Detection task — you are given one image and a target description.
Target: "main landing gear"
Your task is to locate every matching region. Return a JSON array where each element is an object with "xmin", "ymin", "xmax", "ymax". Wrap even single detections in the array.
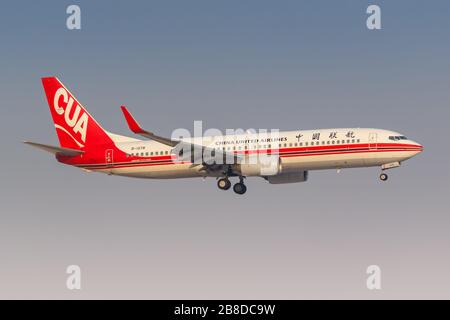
[
  {"xmin": 233, "ymin": 181, "xmax": 247, "ymax": 195},
  {"xmin": 379, "ymin": 173, "xmax": 388, "ymax": 181},
  {"xmin": 217, "ymin": 177, "xmax": 247, "ymax": 195},
  {"xmin": 217, "ymin": 177, "xmax": 231, "ymax": 190}
]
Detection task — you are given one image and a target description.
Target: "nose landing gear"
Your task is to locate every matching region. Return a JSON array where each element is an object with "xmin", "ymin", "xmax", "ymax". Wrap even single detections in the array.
[{"xmin": 379, "ymin": 162, "xmax": 400, "ymax": 182}]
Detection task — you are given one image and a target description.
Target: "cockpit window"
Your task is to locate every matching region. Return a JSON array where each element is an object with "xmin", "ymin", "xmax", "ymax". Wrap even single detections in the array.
[{"xmin": 389, "ymin": 135, "xmax": 408, "ymax": 141}]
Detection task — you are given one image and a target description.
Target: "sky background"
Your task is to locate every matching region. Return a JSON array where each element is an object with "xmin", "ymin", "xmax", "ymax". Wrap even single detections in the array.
[{"xmin": 0, "ymin": 0, "xmax": 449, "ymax": 299}]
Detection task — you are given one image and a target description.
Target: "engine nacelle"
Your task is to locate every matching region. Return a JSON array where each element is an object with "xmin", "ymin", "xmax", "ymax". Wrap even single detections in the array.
[
  {"xmin": 265, "ymin": 171, "xmax": 308, "ymax": 184},
  {"xmin": 238, "ymin": 154, "xmax": 281, "ymax": 177}
]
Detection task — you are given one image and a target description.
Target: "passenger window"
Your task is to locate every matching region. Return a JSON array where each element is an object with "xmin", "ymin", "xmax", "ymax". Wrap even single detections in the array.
[
  {"xmin": 165, "ymin": 151, "xmax": 168, "ymax": 155},
  {"xmin": 352, "ymin": 139, "xmax": 355, "ymax": 143},
  {"xmin": 300, "ymin": 143, "xmax": 303, "ymax": 146},
  {"xmin": 332, "ymin": 141, "xmax": 335, "ymax": 144},
  {"xmin": 305, "ymin": 142, "xmax": 309, "ymax": 146}
]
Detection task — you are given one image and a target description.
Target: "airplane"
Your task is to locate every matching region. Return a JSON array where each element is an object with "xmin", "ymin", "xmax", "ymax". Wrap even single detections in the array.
[{"xmin": 25, "ymin": 77, "xmax": 423, "ymax": 195}]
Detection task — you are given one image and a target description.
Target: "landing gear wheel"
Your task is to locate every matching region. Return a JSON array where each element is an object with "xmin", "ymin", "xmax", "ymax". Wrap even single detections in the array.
[
  {"xmin": 233, "ymin": 182, "xmax": 247, "ymax": 195},
  {"xmin": 217, "ymin": 178, "xmax": 231, "ymax": 190},
  {"xmin": 380, "ymin": 173, "xmax": 388, "ymax": 181}
]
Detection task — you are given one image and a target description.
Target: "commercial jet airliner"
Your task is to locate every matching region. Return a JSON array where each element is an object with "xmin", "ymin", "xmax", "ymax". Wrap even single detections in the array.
[{"xmin": 25, "ymin": 77, "xmax": 423, "ymax": 195}]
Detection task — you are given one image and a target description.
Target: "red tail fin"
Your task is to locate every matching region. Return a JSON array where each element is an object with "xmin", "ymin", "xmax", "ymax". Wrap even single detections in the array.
[{"xmin": 41, "ymin": 77, "xmax": 112, "ymax": 150}]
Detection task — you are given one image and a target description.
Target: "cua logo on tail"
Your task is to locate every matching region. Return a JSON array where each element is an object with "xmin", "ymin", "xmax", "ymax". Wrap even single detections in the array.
[{"xmin": 53, "ymin": 87, "xmax": 88, "ymax": 144}]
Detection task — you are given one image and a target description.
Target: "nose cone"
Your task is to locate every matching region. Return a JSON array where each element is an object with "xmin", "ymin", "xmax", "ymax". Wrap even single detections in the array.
[
  {"xmin": 409, "ymin": 140, "xmax": 423, "ymax": 152},
  {"xmin": 406, "ymin": 140, "xmax": 423, "ymax": 160}
]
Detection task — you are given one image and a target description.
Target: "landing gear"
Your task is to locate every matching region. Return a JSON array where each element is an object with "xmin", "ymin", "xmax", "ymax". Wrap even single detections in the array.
[
  {"xmin": 233, "ymin": 182, "xmax": 247, "ymax": 195},
  {"xmin": 217, "ymin": 176, "xmax": 247, "ymax": 194},
  {"xmin": 217, "ymin": 178, "xmax": 231, "ymax": 190},
  {"xmin": 379, "ymin": 162, "xmax": 400, "ymax": 182},
  {"xmin": 233, "ymin": 176, "xmax": 247, "ymax": 195}
]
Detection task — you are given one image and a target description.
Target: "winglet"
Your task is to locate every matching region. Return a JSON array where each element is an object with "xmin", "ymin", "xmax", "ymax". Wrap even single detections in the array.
[
  {"xmin": 120, "ymin": 106, "xmax": 146, "ymax": 134},
  {"xmin": 119, "ymin": 106, "xmax": 178, "ymax": 147}
]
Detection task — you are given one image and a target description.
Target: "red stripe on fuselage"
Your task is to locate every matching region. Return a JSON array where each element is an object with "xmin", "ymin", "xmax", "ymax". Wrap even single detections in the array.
[{"xmin": 78, "ymin": 144, "xmax": 421, "ymax": 170}]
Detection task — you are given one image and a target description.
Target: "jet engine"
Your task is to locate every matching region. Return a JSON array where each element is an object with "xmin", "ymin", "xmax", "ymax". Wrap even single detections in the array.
[
  {"xmin": 237, "ymin": 154, "xmax": 281, "ymax": 176},
  {"xmin": 265, "ymin": 171, "xmax": 308, "ymax": 184}
]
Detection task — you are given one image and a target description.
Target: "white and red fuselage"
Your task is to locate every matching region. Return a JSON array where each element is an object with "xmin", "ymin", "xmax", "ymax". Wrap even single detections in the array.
[
  {"xmin": 26, "ymin": 77, "xmax": 423, "ymax": 194},
  {"xmin": 68, "ymin": 129, "xmax": 422, "ymax": 179}
]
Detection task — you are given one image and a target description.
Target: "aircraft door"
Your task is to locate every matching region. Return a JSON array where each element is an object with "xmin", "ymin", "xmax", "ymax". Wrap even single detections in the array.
[{"xmin": 368, "ymin": 133, "xmax": 377, "ymax": 150}]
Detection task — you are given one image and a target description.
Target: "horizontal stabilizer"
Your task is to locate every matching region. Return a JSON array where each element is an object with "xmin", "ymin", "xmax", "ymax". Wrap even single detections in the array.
[{"xmin": 24, "ymin": 141, "xmax": 84, "ymax": 157}]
